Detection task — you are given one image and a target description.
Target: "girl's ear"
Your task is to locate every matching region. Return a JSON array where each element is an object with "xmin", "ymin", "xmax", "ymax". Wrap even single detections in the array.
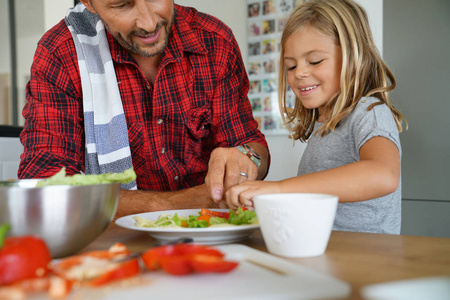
[{"xmin": 79, "ymin": 0, "xmax": 96, "ymax": 14}]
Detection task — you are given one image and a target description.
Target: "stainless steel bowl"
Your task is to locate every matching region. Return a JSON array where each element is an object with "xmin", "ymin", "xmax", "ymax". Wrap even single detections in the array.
[{"xmin": 0, "ymin": 179, "xmax": 120, "ymax": 258}]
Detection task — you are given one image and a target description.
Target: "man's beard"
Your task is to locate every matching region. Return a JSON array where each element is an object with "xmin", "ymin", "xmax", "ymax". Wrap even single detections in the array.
[{"xmin": 105, "ymin": 17, "xmax": 174, "ymax": 58}]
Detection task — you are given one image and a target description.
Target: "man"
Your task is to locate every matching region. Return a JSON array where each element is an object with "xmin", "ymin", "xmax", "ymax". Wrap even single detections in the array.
[{"xmin": 19, "ymin": 0, "xmax": 269, "ymax": 217}]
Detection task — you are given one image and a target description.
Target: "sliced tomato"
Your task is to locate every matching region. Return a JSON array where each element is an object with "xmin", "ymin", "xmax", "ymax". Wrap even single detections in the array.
[
  {"xmin": 200, "ymin": 208, "xmax": 230, "ymax": 219},
  {"xmin": 190, "ymin": 254, "xmax": 239, "ymax": 273}
]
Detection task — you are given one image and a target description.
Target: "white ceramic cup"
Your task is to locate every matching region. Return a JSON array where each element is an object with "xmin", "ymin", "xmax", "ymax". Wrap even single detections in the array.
[{"xmin": 253, "ymin": 193, "xmax": 339, "ymax": 258}]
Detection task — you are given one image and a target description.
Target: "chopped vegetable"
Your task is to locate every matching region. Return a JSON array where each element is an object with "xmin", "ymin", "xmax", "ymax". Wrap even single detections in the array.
[
  {"xmin": 190, "ymin": 254, "xmax": 239, "ymax": 273},
  {"xmin": 228, "ymin": 207, "xmax": 258, "ymax": 225},
  {"xmin": 141, "ymin": 244, "xmax": 238, "ymax": 276},
  {"xmin": 52, "ymin": 243, "xmax": 139, "ymax": 287},
  {"xmin": 35, "ymin": 167, "xmax": 137, "ymax": 187},
  {"xmin": 200, "ymin": 208, "xmax": 230, "ymax": 219},
  {"xmin": 0, "ymin": 224, "xmax": 52, "ymax": 286},
  {"xmin": 134, "ymin": 207, "xmax": 258, "ymax": 229}
]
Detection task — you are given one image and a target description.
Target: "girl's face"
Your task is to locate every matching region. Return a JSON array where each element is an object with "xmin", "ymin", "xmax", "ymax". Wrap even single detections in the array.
[{"xmin": 284, "ymin": 26, "xmax": 342, "ymax": 121}]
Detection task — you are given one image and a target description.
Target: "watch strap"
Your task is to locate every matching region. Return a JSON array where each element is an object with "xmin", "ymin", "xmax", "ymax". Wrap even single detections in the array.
[{"xmin": 236, "ymin": 145, "xmax": 261, "ymax": 168}]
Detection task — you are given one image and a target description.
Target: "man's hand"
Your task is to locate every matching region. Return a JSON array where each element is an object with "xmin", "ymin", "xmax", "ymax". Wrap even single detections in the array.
[{"xmin": 205, "ymin": 143, "xmax": 268, "ymax": 204}]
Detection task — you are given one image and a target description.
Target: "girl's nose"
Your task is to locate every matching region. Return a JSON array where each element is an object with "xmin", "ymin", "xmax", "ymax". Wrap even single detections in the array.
[{"xmin": 294, "ymin": 68, "xmax": 309, "ymax": 79}]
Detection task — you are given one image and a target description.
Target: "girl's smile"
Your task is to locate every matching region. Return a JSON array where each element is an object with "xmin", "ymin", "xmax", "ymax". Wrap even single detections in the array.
[{"xmin": 298, "ymin": 84, "xmax": 319, "ymax": 96}]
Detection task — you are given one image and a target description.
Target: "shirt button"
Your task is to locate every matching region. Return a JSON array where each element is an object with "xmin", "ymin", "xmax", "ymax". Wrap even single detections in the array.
[
  {"xmin": 161, "ymin": 147, "xmax": 165, "ymax": 154},
  {"xmin": 157, "ymin": 119, "xmax": 164, "ymax": 125},
  {"xmin": 174, "ymin": 176, "xmax": 179, "ymax": 181},
  {"xmin": 146, "ymin": 84, "xmax": 151, "ymax": 90}
]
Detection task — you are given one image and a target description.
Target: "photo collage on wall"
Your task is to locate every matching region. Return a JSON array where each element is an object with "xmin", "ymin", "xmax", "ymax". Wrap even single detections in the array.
[{"xmin": 247, "ymin": 0, "xmax": 305, "ymax": 135}]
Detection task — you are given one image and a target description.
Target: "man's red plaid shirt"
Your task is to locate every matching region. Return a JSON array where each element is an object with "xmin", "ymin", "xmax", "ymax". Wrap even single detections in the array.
[{"xmin": 19, "ymin": 5, "xmax": 268, "ymax": 191}]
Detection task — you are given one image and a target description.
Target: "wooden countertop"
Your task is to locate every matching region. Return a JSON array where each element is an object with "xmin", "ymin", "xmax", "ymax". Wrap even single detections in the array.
[{"xmin": 82, "ymin": 223, "xmax": 450, "ymax": 300}]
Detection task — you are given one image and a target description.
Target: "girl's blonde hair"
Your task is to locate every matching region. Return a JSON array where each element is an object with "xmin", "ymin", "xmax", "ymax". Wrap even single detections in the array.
[{"xmin": 278, "ymin": 0, "xmax": 406, "ymax": 142}]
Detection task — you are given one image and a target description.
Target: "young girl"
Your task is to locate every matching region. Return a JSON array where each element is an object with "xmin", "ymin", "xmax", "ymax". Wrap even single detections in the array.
[{"xmin": 227, "ymin": 0, "xmax": 407, "ymax": 234}]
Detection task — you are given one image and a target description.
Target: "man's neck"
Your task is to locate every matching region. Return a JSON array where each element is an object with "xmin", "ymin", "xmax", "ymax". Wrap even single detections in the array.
[{"xmin": 130, "ymin": 53, "xmax": 162, "ymax": 86}]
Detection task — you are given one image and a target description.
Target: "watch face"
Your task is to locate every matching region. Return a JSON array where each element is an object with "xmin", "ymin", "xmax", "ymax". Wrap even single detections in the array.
[{"xmin": 244, "ymin": 144, "xmax": 262, "ymax": 160}]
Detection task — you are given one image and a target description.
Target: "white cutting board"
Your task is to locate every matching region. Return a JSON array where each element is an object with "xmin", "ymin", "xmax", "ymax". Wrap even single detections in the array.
[{"xmin": 31, "ymin": 244, "xmax": 351, "ymax": 300}]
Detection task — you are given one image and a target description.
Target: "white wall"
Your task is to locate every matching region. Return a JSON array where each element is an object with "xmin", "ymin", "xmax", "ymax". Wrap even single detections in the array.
[
  {"xmin": 2, "ymin": 0, "xmax": 72, "ymax": 125},
  {"xmin": 0, "ymin": 137, "xmax": 23, "ymax": 180},
  {"xmin": 43, "ymin": 0, "xmax": 73, "ymax": 30}
]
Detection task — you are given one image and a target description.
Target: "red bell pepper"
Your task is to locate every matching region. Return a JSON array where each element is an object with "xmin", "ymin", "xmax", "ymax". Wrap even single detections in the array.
[
  {"xmin": 200, "ymin": 207, "xmax": 249, "ymax": 220},
  {"xmin": 88, "ymin": 259, "xmax": 140, "ymax": 286},
  {"xmin": 190, "ymin": 254, "xmax": 239, "ymax": 273},
  {"xmin": 141, "ymin": 244, "xmax": 238, "ymax": 276},
  {"xmin": 158, "ymin": 255, "xmax": 192, "ymax": 275},
  {"xmin": 0, "ymin": 224, "xmax": 52, "ymax": 285},
  {"xmin": 52, "ymin": 243, "xmax": 140, "ymax": 287},
  {"xmin": 200, "ymin": 208, "xmax": 230, "ymax": 219}
]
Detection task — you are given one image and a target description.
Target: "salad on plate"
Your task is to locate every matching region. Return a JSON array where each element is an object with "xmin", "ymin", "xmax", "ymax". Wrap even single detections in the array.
[{"xmin": 134, "ymin": 208, "xmax": 258, "ymax": 229}]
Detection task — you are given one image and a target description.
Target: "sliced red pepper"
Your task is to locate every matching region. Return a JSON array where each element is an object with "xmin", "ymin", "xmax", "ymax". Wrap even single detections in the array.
[
  {"xmin": 158, "ymin": 255, "xmax": 192, "ymax": 276},
  {"xmin": 89, "ymin": 258, "xmax": 140, "ymax": 286},
  {"xmin": 141, "ymin": 244, "xmax": 237, "ymax": 276},
  {"xmin": 190, "ymin": 254, "xmax": 239, "ymax": 273},
  {"xmin": 141, "ymin": 244, "xmax": 178, "ymax": 271},
  {"xmin": 0, "ymin": 234, "xmax": 52, "ymax": 285},
  {"xmin": 200, "ymin": 208, "xmax": 230, "ymax": 219},
  {"xmin": 172, "ymin": 244, "xmax": 224, "ymax": 258},
  {"xmin": 4, "ymin": 276, "xmax": 72, "ymax": 298},
  {"xmin": 10, "ymin": 277, "xmax": 51, "ymax": 293},
  {"xmin": 48, "ymin": 276, "xmax": 72, "ymax": 298},
  {"xmin": 52, "ymin": 243, "xmax": 140, "ymax": 287},
  {"xmin": 141, "ymin": 243, "xmax": 225, "ymax": 271},
  {"xmin": 79, "ymin": 242, "xmax": 130, "ymax": 260}
]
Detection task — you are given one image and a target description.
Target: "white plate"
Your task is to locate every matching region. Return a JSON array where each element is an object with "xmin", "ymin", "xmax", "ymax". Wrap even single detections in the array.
[
  {"xmin": 115, "ymin": 209, "xmax": 260, "ymax": 245},
  {"xmin": 361, "ymin": 276, "xmax": 450, "ymax": 300}
]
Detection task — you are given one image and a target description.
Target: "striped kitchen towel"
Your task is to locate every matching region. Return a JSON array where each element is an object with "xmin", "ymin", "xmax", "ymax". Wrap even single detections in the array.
[{"xmin": 65, "ymin": 3, "xmax": 137, "ymax": 190}]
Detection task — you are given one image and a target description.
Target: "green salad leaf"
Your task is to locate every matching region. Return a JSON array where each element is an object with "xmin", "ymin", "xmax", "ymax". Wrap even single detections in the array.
[
  {"xmin": 35, "ymin": 167, "xmax": 137, "ymax": 187},
  {"xmin": 228, "ymin": 207, "xmax": 259, "ymax": 225},
  {"xmin": 209, "ymin": 217, "xmax": 228, "ymax": 226},
  {"xmin": 0, "ymin": 223, "xmax": 11, "ymax": 248}
]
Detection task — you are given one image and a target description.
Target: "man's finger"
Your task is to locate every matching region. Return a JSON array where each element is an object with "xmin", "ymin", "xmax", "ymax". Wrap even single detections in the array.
[{"xmin": 207, "ymin": 152, "xmax": 227, "ymax": 201}]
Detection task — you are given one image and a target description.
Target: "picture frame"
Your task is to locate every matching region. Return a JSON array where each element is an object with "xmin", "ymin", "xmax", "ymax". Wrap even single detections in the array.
[{"xmin": 246, "ymin": 0, "xmax": 305, "ymax": 135}]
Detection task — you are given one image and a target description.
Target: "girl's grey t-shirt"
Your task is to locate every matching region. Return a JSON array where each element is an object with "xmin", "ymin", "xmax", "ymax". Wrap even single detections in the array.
[{"xmin": 298, "ymin": 97, "xmax": 402, "ymax": 234}]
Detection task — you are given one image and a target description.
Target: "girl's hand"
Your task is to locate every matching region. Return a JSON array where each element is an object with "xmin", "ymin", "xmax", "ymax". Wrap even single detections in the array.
[{"xmin": 225, "ymin": 181, "xmax": 282, "ymax": 210}]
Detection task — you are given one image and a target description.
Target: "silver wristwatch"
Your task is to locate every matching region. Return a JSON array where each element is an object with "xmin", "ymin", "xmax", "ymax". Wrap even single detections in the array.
[{"xmin": 236, "ymin": 144, "xmax": 262, "ymax": 168}]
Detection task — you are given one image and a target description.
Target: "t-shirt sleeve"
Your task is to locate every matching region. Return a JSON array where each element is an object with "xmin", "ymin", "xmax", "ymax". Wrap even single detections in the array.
[{"xmin": 353, "ymin": 100, "xmax": 402, "ymax": 155}]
